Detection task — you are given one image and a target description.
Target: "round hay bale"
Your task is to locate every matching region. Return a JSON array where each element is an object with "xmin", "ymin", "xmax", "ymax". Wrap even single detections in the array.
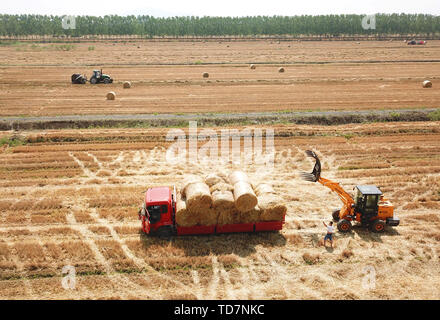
[
  {"xmin": 278, "ymin": 67, "xmax": 285, "ymax": 73},
  {"xmin": 123, "ymin": 81, "xmax": 131, "ymax": 89},
  {"xmin": 239, "ymin": 206, "xmax": 262, "ymax": 223},
  {"xmin": 180, "ymin": 175, "xmax": 204, "ymax": 197},
  {"xmin": 106, "ymin": 92, "xmax": 116, "ymax": 100},
  {"xmin": 228, "ymin": 171, "xmax": 250, "ymax": 185},
  {"xmin": 217, "ymin": 208, "xmax": 240, "ymax": 225},
  {"xmin": 210, "ymin": 182, "xmax": 233, "ymax": 193},
  {"xmin": 250, "ymin": 64, "xmax": 256, "ymax": 70},
  {"xmin": 258, "ymin": 193, "xmax": 287, "ymax": 222},
  {"xmin": 198, "ymin": 207, "xmax": 218, "ymax": 226},
  {"xmin": 423, "ymin": 80, "xmax": 432, "ymax": 88},
  {"xmin": 212, "ymin": 190, "xmax": 235, "ymax": 211},
  {"xmin": 175, "ymin": 197, "xmax": 198, "ymax": 227},
  {"xmin": 233, "ymin": 181, "xmax": 258, "ymax": 213},
  {"xmin": 203, "ymin": 72, "xmax": 209, "ymax": 78},
  {"xmin": 185, "ymin": 182, "xmax": 212, "ymax": 212},
  {"xmin": 204, "ymin": 173, "xmax": 225, "ymax": 187}
]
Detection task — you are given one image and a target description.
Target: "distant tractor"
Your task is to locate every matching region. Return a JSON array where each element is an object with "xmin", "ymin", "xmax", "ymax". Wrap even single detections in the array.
[
  {"xmin": 301, "ymin": 150, "xmax": 400, "ymax": 233},
  {"xmin": 407, "ymin": 40, "xmax": 427, "ymax": 45},
  {"xmin": 71, "ymin": 73, "xmax": 87, "ymax": 84},
  {"xmin": 89, "ymin": 69, "xmax": 113, "ymax": 84}
]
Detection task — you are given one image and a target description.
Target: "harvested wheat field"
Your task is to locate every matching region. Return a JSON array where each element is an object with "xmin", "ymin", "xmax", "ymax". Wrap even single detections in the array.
[
  {"xmin": 0, "ymin": 40, "xmax": 440, "ymax": 116},
  {"xmin": 0, "ymin": 121, "xmax": 439, "ymax": 299}
]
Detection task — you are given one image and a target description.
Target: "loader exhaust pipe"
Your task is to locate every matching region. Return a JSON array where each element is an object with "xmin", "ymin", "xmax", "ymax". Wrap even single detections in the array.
[{"xmin": 300, "ymin": 150, "xmax": 321, "ymax": 182}]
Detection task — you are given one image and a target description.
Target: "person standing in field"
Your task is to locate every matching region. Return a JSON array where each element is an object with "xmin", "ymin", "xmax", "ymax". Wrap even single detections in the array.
[{"xmin": 323, "ymin": 221, "xmax": 334, "ymax": 248}]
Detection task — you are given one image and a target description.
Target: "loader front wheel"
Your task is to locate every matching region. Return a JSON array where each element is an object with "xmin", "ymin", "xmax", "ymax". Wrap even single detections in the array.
[
  {"xmin": 337, "ymin": 219, "xmax": 352, "ymax": 233},
  {"xmin": 332, "ymin": 210, "xmax": 340, "ymax": 222},
  {"xmin": 370, "ymin": 220, "xmax": 386, "ymax": 233}
]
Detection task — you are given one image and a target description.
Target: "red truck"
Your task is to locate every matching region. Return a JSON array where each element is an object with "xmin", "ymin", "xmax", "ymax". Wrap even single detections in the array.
[{"xmin": 138, "ymin": 186, "xmax": 285, "ymax": 237}]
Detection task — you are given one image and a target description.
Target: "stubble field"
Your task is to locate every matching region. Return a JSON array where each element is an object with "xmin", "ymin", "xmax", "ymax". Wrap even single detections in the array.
[
  {"xmin": 0, "ymin": 39, "xmax": 439, "ymax": 300},
  {"xmin": 0, "ymin": 122, "xmax": 439, "ymax": 299}
]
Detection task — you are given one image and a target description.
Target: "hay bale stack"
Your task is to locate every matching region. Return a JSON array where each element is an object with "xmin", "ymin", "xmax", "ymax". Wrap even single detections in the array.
[
  {"xmin": 278, "ymin": 67, "xmax": 285, "ymax": 73},
  {"xmin": 203, "ymin": 72, "xmax": 209, "ymax": 78},
  {"xmin": 255, "ymin": 183, "xmax": 287, "ymax": 221},
  {"xmin": 175, "ymin": 196, "xmax": 198, "ymax": 227},
  {"xmin": 423, "ymin": 80, "xmax": 432, "ymax": 88},
  {"xmin": 185, "ymin": 182, "xmax": 212, "ymax": 213},
  {"xmin": 106, "ymin": 92, "xmax": 116, "ymax": 100},
  {"xmin": 250, "ymin": 64, "xmax": 256, "ymax": 69},
  {"xmin": 123, "ymin": 81, "xmax": 131, "ymax": 89}
]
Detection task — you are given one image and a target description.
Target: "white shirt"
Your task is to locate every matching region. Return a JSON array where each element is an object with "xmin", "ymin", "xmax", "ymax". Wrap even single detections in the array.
[{"xmin": 327, "ymin": 226, "xmax": 334, "ymax": 234}]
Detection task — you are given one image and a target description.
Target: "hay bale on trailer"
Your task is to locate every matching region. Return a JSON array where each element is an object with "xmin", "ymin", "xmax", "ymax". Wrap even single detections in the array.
[
  {"xmin": 239, "ymin": 206, "xmax": 262, "ymax": 223},
  {"xmin": 175, "ymin": 196, "xmax": 198, "ymax": 227},
  {"xmin": 184, "ymin": 182, "xmax": 212, "ymax": 212},
  {"xmin": 254, "ymin": 183, "xmax": 287, "ymax": 222},
  {"xmin": 180, "ymin": 175, "xmax": 204, "ymax": 197},
  {"xmin": 228, "ymin": 171, "xmax": 258, "ymax": 213},
  {"xmin": 204, "ymin": 173, "xmax": 225, "ymax": 187},
  {"xmin": 210, "ymin": 182, "xmax": 233, "ymax": 193}
]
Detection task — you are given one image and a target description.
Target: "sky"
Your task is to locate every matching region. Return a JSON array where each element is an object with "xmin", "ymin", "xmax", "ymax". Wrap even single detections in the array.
[{"xmin": 0, "ymin": 0, "xmax": 439, "ymax": 17}]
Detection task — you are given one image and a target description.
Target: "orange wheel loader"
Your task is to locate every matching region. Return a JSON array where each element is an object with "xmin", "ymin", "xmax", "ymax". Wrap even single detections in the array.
[{"xmin": 301, "ymin": 150, "xmax": 400, "ymax": 233}]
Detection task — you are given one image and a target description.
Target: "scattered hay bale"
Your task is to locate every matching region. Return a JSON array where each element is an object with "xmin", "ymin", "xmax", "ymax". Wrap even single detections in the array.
[
  {"xmin": 423, "ymin": 80, "xmax": 432, "ymax": 88},
  {"xmin": 123, "ymin": 81, "xmax": 131, "ymax": 89},
  {"xmin": 185, "ymin": 182, "xmax": 212, "ymax": 212},
  {"xmin": 233, "ymin": 180, "xmax": 258, "ymax": 213},
  {"xmin": 106, "ymin": 92, "xmax": 116, "ymax": 100},
  {"xmin": 175, "ymin": 196, "xmax": 198, "ymax": 227},
  {"xmin": 203, "ymin": 72, "xmax": 209, "ymax": 78},
  {"xmin": 210, "ymin": 182, "xmax": 233, "ymax": 193},
  {"xmin": 250, "ymin": 64, "xmax": 256, "ymax": 69},
  {"xmin": 278, "ymin": 67, "xmax": 285, "ymax": 73},
  {"xmin": 204, "ymin": 173, "xmax": 225, "ymax": 187},
  {"xmin": 302, "ymin": 252, "xmax": 320, "ymax": 265}
]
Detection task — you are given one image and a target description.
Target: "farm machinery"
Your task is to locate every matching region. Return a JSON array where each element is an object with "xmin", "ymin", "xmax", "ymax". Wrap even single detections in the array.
[
  {"xmin": 407, "ymin": 40, "xmax": 427, "ymax": 45},
  {"xmin": 70, "ymin": 69, "xmax": 113, "ymax": 84},
  {"xmin": 89, "ymin": 69, "xmax": 113, "ymax": 84},
  {"xmin": 138, "ymin": 186, "xmax": 285, "ymax": 237},
  {"xmin": 301, "ymin": 150, "xmax": 400, "ymax": 233}
]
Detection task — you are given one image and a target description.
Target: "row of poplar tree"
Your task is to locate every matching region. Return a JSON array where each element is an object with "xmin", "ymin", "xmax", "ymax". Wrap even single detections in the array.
[{"xmin": 0, "ymin": 14, "xmax": 439, "ymax": 37}]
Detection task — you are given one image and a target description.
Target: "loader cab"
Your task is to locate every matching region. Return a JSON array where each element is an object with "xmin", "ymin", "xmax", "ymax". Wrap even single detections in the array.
[{"xmin": 354, "ymin": 185, "xmax": 382, "ymax": 217}]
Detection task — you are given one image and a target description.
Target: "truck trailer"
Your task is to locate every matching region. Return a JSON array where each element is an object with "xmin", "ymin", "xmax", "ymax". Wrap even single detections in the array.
[{"xmin": 138, "ymin": 186, "xmax": 285, "ymax": 237}]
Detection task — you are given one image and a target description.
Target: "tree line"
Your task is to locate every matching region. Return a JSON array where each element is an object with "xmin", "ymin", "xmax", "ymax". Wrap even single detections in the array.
[{"xmin": 0, "ymin": 14, "xmax": 439, "ymax": 37}]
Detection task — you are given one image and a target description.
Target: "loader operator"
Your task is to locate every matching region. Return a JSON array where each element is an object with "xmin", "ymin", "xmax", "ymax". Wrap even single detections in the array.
[{"xmin": 322, "ymin": 221, "xmax": 334, "ymax": 248}]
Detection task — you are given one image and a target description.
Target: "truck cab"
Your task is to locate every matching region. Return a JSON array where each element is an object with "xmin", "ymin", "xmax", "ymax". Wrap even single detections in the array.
[{"xmin": 139, "ymin": 186, "xmax": 176, "ymax": 237}]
